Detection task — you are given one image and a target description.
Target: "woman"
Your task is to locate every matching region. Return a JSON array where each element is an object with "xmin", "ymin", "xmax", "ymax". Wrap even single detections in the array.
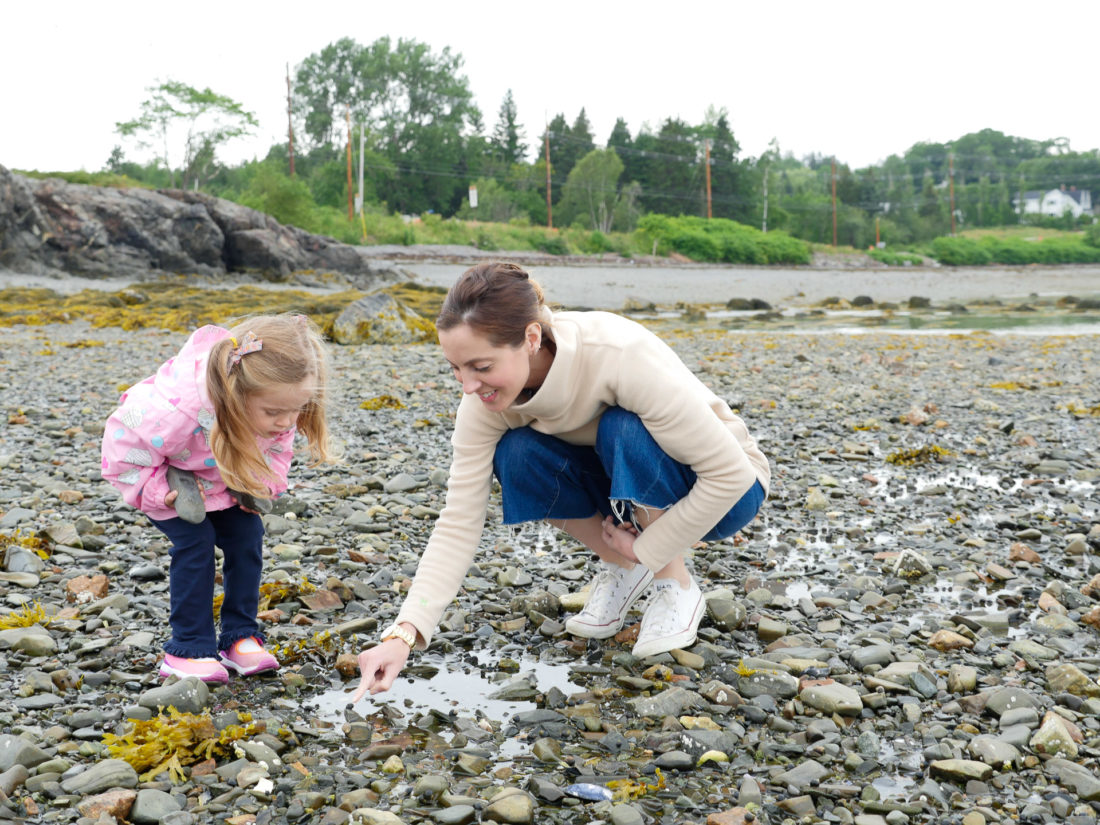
[{"xmin": 354, "ymin": 262, "xmax": 769, "ymax": 699}]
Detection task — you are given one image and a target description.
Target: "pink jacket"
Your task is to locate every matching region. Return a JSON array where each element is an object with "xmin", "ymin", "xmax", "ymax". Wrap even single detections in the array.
[{"xmin": 101, "ymin": 325, "xmax": 295, "ymax": 521}]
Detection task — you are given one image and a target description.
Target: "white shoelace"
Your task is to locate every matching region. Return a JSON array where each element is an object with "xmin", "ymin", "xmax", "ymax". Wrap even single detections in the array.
[
  {"xmin": 640, "ymin": 583, "xmax": 686, "ymax": 636},
  {"xmin": 582, "ymin": 566, "xmax": 629, "ymax": 619}
]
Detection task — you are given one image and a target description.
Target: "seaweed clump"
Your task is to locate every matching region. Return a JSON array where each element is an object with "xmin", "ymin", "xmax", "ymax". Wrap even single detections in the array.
[
  {"xmin": 886, "ymin": 444, "xmax": 955, "ymax": 466},
  {"xmin": 103, "ymin": 708, "xmax": 263, "ymax": 782}
]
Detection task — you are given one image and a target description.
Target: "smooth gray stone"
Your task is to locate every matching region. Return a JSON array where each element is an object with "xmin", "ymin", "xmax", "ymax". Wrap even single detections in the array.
[
  {"xmin": 166, "ymin": 466, "xmax": 205, "ymax": 523},
  {"xmin": 628, "ymin": 687, "xmax": 700, "ymax": 717},
  {"xmin": 0, "ymin": 735, "xmax": 51, "ymax": 771},
  {"xmin": 0, "ymin": 764, "xmax": 29, "ymax": 797},
  {"xmin": 609, "ymin": 803, "xmax": 646, "ymax": 825},
  {"xmin": 984, "ymin": 687, "xmax": 1040, "ymax": 716},
  {"xmin": 138, "ymin": 677, "xmax": 211, "ymax": 714},
  {"xmin": 774, "ymin": 759, "xmax": 829, "ymax": 790},
  {"xmin": 966, "ymin": 736, "xmax": 1019, "ymax": 766},
  {"xmin": 1044, "ymin": 757, "xmax": 1100, "ymax": 800},
  {"xmin": 0, "ymin": 626, "xmax": 57, "ymax": 657},
  {"xmin": 131, "ymin": 788, "xmax": 183, "ymax": 823},
  {"xmin": 432, "ymin": 806, "xmax": 477, "ymax": 825},
  {"xmin": 228, "ymin": 488, "xmax": 273, "ymax": 514},
  {"xmin": 0, "ymin": 508, "xmax": 36, "ymax": 528},
  {"xmin": 60, "ymin": 758, "xmax": 139, "ymax": 794},
  {"xmin": 999, "ymin": 707, "xmax": 1039, "ymax": 729}
]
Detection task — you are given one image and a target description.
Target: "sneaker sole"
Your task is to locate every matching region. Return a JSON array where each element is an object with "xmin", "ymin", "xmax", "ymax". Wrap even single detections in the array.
[
  {"xmin": 631, "ymin": 591, "xmax": 705, "ymax": 659},
  {"xmin": 565, "ymin": 568, "xmax": 654, "ymax": 639},
  {"xmin": 218, "ymin": 656, "xmax": 280, "ymax": 676},
  {"xmin": 158, "ymin": 662, "xmax": 229, "ymax": 684}
]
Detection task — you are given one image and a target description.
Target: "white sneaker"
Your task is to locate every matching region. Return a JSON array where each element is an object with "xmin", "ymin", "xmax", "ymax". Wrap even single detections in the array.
[
  {"xmin": 565, "ymin": 562, "xmax": 654, "ymax": 639},
  {"xmin": 632, "ymin": 578, "xmax": 704, "ymax": 658}
]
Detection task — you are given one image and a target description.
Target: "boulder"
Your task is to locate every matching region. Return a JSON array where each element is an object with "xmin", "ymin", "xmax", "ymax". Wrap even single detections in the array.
[
  {"xmin": 0, "ymin": 165, "xmax": 400, "ymax": 287},
  {"xmin": 332, "ymin": 292, "xmax": 435, "ymax": 344}
]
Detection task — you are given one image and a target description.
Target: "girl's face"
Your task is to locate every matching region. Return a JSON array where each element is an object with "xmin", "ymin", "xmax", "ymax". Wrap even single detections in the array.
[
  {"xmin": 246, "ymin": 378, "xmax": 316, "ymax": 438},
  {"xmin": 438, "ymin": 322, "xmax": 539, "ymax": 412}
]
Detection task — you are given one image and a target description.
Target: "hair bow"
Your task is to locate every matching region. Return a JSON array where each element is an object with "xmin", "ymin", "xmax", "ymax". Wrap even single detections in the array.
[{"xmin": 228, "ymin": 331, "xmax": 263, "ymax": 369}]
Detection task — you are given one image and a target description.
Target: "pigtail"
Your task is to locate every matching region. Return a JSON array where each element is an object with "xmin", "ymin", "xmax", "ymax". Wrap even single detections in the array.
[
  {"xmin": 208, "ymin": 338, "xmax": 280, "ymax": 498},
  {"xmin": 206, "ymin": 314, "xmax": 335, "ymax": 499}
]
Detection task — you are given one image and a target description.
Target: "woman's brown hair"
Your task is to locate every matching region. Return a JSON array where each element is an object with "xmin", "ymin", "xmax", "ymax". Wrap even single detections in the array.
[
  {"xmin": 205, "ymin": 314, "xmax": 333, "ymax": 498},
  {"xmin": 436, "ymin": 261, "xmax": 546, "ymax": 347}
]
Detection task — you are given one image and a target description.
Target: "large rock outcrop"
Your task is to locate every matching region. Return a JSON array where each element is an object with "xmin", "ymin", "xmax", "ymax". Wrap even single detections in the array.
[{"xmin": 0, "ymin": 165, "xmax": 396, "ymax": 285}]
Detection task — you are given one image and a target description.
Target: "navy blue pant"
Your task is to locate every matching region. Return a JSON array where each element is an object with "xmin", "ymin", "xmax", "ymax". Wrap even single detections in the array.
[
  {"xmin": 493, "ymin": 406, "xmax": 764, "ymax": 544},
  {"xmin": 151, "ymin": 506, "xmax": 266, "ymax": 658}
]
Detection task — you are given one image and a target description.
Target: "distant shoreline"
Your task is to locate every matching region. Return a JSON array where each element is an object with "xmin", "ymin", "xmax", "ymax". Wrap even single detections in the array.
[{"xmin": 4, "ymin": 251, "xmax": 1100, "ymax": 310}]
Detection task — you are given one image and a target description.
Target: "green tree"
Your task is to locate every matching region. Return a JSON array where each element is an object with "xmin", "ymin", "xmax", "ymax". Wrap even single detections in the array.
[
  {"xmin": 701, "ymin": 109, "xmax": 749, "ymax": 222},
  {"xmin": 636, "ymin": 118, "xmax": 701, "ymax": 216},
  {"xmin": 491, "ymin": 90, "xmax": 527, "ymax": 166},
  {"xmin": 556, "ymin": 148, "xmax": 625, "ymax": 232},
  {"xmin": 293, "ymin": 37, "xmax": 480, "ymax": 214},
  {"xmin": 115, "ymin": 80, "xmax": 258, "ymax": 190}
]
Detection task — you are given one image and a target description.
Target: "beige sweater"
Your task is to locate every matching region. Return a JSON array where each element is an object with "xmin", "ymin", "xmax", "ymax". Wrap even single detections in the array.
[{"xmin": 397, "ymin": 310, "xmax": 770, "ymax": 647}]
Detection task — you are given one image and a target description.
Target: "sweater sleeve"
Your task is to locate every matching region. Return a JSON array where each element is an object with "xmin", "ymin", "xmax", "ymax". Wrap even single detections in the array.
[
  {"xmin": 614, "ymin": 338, "xmax": 761, "ymax": 572},
  {"xmin": 395, "ymin": 396, "xmax": 507, "ymax": 648}
]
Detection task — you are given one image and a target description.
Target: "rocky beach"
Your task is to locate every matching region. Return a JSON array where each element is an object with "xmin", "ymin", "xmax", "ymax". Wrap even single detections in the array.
[{"xmin": 1, "ymin": 269, "xmax": 1099, "ymax": 825}]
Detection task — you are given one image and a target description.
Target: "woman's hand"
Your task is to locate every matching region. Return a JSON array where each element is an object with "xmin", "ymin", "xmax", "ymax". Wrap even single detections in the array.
[
  {"xmin": 352, "ymin": 639, "xmax": 412, "ymax": 701},
  {"xmin": 601, "ymin": 516, "xmax": 640, "ymax": 563}
]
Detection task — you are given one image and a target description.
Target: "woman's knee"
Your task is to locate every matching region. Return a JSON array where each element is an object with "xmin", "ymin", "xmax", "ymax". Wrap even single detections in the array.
[{"xmin": 595, "ymin": 407, "xmax": 651, "ymax": 458}]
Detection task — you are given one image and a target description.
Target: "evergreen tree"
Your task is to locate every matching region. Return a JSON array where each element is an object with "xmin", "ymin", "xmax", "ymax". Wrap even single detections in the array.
[{"xmin": 491, "ymin": 89, "xmax": 527, "ymax": 165}]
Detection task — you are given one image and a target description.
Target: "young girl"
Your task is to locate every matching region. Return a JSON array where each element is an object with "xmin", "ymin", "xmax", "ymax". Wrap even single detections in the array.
[
  {"xmin": 102, "ymin": 314, "xmax": 333, "ymax": 684},
  {"xmin": 354, "ymin": 262, "xmax": 769, "ymax": 700}
]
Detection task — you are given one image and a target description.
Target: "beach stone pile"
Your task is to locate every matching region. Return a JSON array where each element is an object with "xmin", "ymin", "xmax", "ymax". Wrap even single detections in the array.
[{"xmin": 0, "ymin": 316, "xmax": 1098, "ymax": 825}]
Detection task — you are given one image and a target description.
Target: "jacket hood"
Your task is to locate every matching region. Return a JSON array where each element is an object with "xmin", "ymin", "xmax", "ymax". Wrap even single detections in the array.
[{"xmin": 150, "ymin": 324, "xmax": 232, "ymax": 427}]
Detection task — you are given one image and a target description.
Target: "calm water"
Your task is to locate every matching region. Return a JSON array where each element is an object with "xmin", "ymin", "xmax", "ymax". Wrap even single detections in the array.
[{"xmin": 397, "ymin": 261, "xmax": 1100, "ymax": 313}]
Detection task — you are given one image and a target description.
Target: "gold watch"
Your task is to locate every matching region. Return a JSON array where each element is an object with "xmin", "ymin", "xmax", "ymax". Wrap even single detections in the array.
[{"xmin": 380, "ymin": 623, "xmax": 416, "ymax": 648}]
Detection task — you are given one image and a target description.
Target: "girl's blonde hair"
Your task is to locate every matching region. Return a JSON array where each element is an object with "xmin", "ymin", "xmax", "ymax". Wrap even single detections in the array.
[{"xmin": 206, "ymin": 314, "xmax": 333, "ymax": 498}]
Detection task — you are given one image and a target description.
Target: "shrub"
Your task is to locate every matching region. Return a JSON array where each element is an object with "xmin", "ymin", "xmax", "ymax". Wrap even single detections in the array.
[{"xmin": 929, "ymin": 236, "xmax": 992, "ymax": 265}]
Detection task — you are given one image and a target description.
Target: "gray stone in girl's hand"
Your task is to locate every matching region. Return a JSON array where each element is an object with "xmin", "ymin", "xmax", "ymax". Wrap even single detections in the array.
[
  {"xmin": 228, "ymin": 489, "xmax": 273, "ymax": 514},
  {"xmin": 166, "ymin": 467, "xmax": 205, "ymax": 524}
]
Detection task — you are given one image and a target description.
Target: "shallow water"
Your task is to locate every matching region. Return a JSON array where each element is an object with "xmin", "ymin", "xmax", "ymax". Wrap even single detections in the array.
[
  {"xmin": 313, "ymin": 652, "xmax": 581, "ymax": 726},
  {"xmin": 400, "ymin": 261, "xmax": 1100, "ymax": 310}
]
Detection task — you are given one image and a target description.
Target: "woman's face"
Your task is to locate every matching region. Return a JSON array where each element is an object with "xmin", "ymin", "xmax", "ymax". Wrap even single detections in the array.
[{"xmin": 438, "ymin": 323, "xmax": 538, "ymax": 412}]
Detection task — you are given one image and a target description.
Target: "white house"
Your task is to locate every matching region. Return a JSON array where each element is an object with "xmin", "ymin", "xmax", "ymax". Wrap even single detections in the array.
[{"xmin": 1015, "ymin": 185, "xmax": 1093, "ymax": 218}]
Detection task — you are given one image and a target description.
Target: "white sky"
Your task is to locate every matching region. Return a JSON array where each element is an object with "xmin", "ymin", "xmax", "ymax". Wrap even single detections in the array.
[{"xmin": 4, "ymin": 0, "xmax": 1098, "ymax": 175}]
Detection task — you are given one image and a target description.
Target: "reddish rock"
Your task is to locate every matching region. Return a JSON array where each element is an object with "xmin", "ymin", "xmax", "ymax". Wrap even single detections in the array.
[
  {"xmin": 1082, "ymin": 606, "xmax": 1100, "ymax": 629},
  {"xmin": 928, "ymin": 630, "xmax": 974, "ymax": 651},
  {"xmin": 1009, "ymin": 543, "xmax": 1041, "ymax": 564},
  {"xmin": 300, "ymin": 590, "xmax": 343, "ymax": 612},
  {"xmin": 1038, "ymin": 591, "xmax": 1066, "ymax": 615},
  {"xmin": 1081, "ymin": 574, "xmax": 1100, "ymax": 598},
  {"xmin": 66, "ymin": 574, "xmax": 108, "ymax": 602},
  {"xmin": 76, "ymin": 789, "xmax": 136, "ymax": 820},
  {"xmin": 707, "ymin": 808, "xmax": 754, "ymax": 825},
  {"xmin": 335, "ymin": 653, "xmax": 359, "ymax": 677}
]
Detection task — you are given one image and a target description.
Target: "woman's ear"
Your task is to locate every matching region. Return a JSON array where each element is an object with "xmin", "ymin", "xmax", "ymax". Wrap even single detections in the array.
[{"xmin": 525, "ymin": 322, "xmax": 542, "ymax": 355}]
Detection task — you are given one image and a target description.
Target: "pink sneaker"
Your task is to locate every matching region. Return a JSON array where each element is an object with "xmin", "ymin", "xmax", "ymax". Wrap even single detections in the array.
[
  {"xmin": 159, "ymin": 654, "xmax": 230, "ymax": 684},
  {"xmin": 219, "ymin": 636, "xmax": 280, "ymax": 676}
]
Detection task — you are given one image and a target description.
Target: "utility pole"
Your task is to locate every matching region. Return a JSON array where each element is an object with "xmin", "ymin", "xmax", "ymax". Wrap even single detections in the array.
[
  {"xmin": 704, "ymin": 139, "xmax": 712, "ymax": 219},
  {"xmin": 949, "ymin": 152, "xmax": 956, "ymax": 236},
  {"xmin": 762, "ymin": 154, "xmax": 771, "ymax": 233},
  {"xmin": 286, "ymin": 63, "xmax": 296, "ymax": 177},
  {"xmin": 345, "ymin": 105, "xmax": 353, "ymax": 221},
  {"xmin": 831, "ymin": 158, "xmax": 837, "ymax": 247},
  {"xmin": 545, "ymin": 124, "xmax": 553, "ymax": 229}
]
